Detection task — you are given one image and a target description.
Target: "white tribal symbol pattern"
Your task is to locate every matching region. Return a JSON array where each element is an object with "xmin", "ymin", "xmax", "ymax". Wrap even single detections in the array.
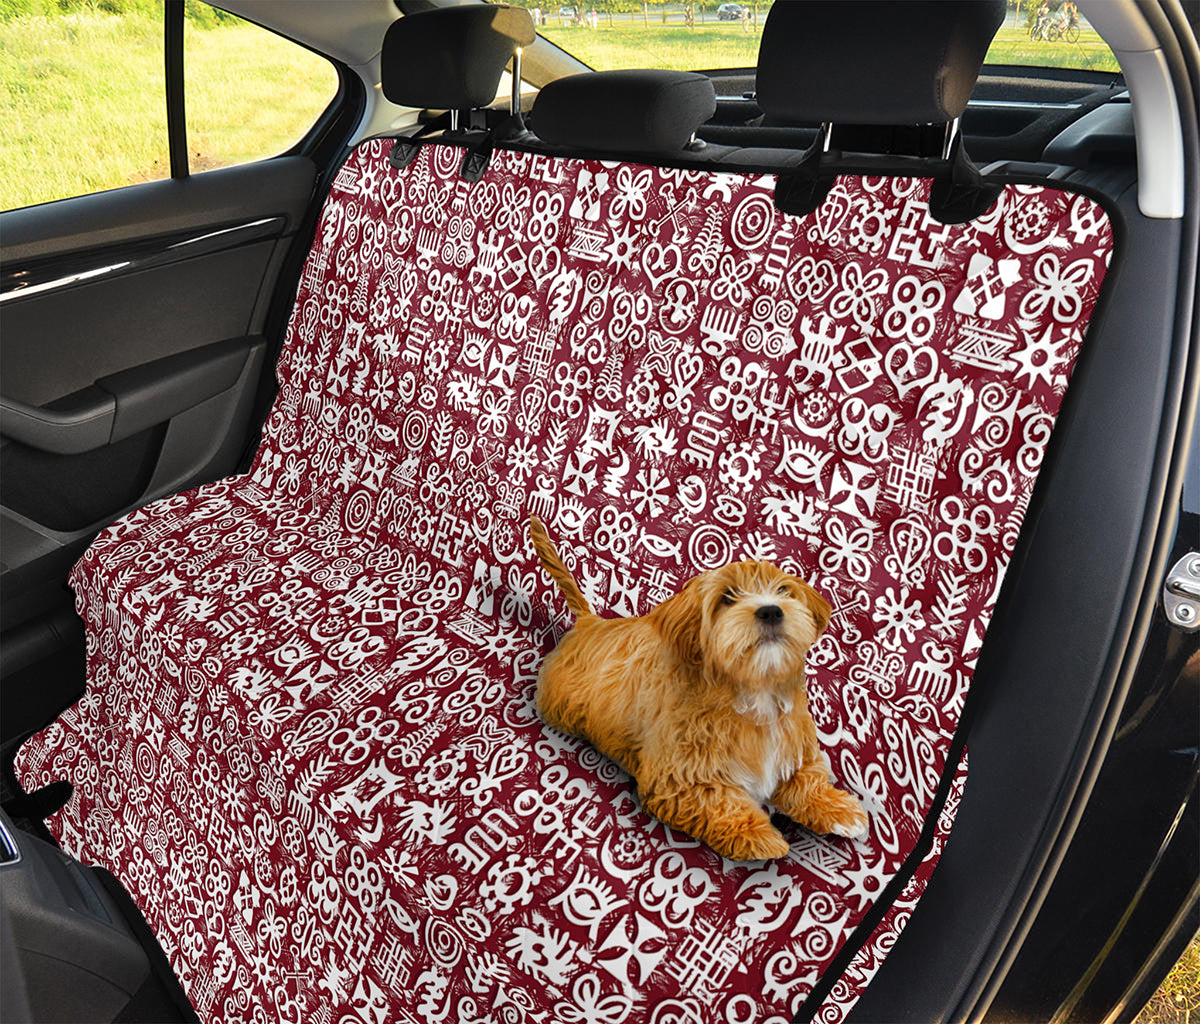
[{"xmin": 17, "ymin": 140, "xmax": 1112, "ymax": 1024}]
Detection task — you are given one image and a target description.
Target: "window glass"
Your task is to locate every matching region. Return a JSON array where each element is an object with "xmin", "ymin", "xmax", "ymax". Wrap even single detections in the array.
[
  {"xmin": 0, "ymin": 0, "xmax": 170, "ymax": 211},
  {"xmin": 184, "ymin": 4, "xmax": 339, "ymax": 172},
  {"xmin": 522, "ymin": 1, "xmax": 1120, "ymax": 75},
  {"xmin": 989, "ymin": 1, "xmax": 1119, "ymax": 72},
  {"xmin": 528, "ymin": 2, "xmax": 764, "ymax": 72},
  {"xmin": 0, "ymin": 0, "xmax": 339, "ymax": 213}
]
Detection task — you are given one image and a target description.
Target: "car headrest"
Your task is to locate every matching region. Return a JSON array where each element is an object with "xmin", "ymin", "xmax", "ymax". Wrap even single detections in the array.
[
  {"xmin": 757, "ymin": 0, "xmax": 1006, "ymax": 125},
  {"xmin": 532, "ymin": 70, "xmax": 717, "ymax": 153},
  {"xmin": 381, "ymin": 5, "xmax": 535, "ymax": 110}
]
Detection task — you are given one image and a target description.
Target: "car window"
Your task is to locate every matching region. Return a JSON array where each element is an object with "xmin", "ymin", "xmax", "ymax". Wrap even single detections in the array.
[
  {"xmin": 0, "ymin": 0, "xmax": 170, "ymax": 211},
  {"xmin": 185, "ymin": 4, "xmax": 339, "ymax": 174},
  {"xmin": 521, "ymin": 0, "xmax": 1120, "ymax": 75},
  {"xmin": 0, "ymin": 0, "xmax": 338, "ymax": 212}
]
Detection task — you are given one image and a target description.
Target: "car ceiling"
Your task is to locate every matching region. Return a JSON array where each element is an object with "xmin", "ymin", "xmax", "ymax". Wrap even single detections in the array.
[{"xmin": 214, "ymin": 0, "xmax": 397, "ymax": 67}]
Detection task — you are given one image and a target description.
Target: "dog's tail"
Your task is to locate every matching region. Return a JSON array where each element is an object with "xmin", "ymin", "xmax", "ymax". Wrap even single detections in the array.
[{"xmin": 529, "ymin": 515, "xmax": 594, "ymax": 619}]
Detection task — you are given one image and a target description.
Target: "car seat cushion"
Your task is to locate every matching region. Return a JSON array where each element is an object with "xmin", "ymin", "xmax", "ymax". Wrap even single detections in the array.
[{"xmin": 17, "ymin": 139, "xmax": 1113, "ymax": 1023}]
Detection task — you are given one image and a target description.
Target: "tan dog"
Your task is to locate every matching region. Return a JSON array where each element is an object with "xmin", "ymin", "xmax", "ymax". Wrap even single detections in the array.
[{"xmin": 530, "ymin": 515, "xmax": 868, "ymax": 861}]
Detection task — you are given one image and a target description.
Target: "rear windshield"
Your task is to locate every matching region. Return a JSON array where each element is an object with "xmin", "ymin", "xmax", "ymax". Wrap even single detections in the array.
[{"xmin": 522, "ymin": 1, "xmax": 1120, "ymax": 75}]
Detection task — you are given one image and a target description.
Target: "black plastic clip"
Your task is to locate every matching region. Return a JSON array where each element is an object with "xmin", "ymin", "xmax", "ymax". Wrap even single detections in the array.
[
  {"xmin": 459, "ymin": 131, "xmax": 495, "ymax": 183},
  {"xmin": 774, "ymin": 170, "xmax": 837, "ymax": 218},
  {"xmin": 387, "ymin": 113, "xmax": 453, "ymax": 173},
  {"xmin": 774, "ymin": 134, "xmax": 836, "ymax": 218},
  {"xmin": 927, "ymin": 133, "xmax": 1002, "ymax": 225},
  {"xmin": 775, "ymin": 124, "xmax": 1001, "ymax": 226},
  {"xmin": 389, "ymin": 139, "xmax": 421, "ymax": 170}
]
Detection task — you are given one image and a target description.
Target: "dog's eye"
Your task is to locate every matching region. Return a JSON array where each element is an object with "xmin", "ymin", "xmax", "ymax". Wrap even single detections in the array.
[
  {"xmin": 776, "ymin": 584, "xmax": 789, "ymax": 596},
  {"xmin": 720, "ymin": 589, "xmax": 736, "ymax": 606}
]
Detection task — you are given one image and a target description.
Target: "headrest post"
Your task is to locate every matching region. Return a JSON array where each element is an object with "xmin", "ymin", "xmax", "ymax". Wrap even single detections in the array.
[
  {"xmin": 941, "ymin": 117, "xmax": 961, "ymax": 161},
  {"xmin": 449, "ymin": 108, "xmax": 459, "ymax": 132},
  {"xmin": 511, "ymin": 48, "xmax": 522, "ymax": 116},
  {"xmin": 819, "ymin": 122, "xmax": 834, "ymax": 154}
]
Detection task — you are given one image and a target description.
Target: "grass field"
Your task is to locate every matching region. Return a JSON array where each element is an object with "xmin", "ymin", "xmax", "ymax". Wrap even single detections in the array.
[
  {"xmin": 985, "ymin": 25, "xmax": 1120, "ymax": 73},
  {"xmin": 540, "ymin": 20, "xmax": 764, "ymax": 71},
  {"xmin": 0, "ymin": 10, "xmax": 336, "ymax": 210},
  {"xmin": 538, "ymin": 21, "xmax": 1119, "ymax": 73},
  {"xmin": 1133, "ymin": 934, "xmax": 1200, "ymax": 1024}
]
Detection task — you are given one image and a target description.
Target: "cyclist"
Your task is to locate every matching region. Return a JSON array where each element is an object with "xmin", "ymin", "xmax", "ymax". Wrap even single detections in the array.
[
  {"xmin": 1032, "ymin": 0, "xmax": 1052, "ymax": 40},
  {"xmin": 1061, "ymin": 0, "xmax": 1080, "ymax": 38}
]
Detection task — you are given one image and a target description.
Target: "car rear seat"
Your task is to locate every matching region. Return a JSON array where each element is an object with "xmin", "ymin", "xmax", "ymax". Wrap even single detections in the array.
[{"xmin": 16, "ymin": 3, "xmax": 1117, "ymax": 1022}]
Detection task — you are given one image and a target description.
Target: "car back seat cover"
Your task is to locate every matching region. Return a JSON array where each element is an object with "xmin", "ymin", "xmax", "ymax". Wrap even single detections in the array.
[{"xmin": 17, "ymin": 140, "xmax": 1113, "ymax": 1024}]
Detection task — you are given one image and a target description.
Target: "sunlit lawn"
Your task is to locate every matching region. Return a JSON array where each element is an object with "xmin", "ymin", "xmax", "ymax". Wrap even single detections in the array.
[
  {"xmin": 539, "ymin": 20, "xmax": 764, "ymax": 71},
  {"xmin": 539, "ymin": 20, "xmax": 1119, "ymax": 74},
  {"xmin": 1133, "ymin": 934, "xmax": 1200, "ymax": 1024},
  {"xmin": 987, "ymin": 25, "xmax": 1120, "ymax": 74},
  {"xmin": 0, "ymin": 10, "xmax": 337, "ymax": 210}
]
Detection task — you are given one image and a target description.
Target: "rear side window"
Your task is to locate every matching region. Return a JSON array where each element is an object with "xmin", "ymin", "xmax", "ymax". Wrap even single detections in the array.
[
  {"xmin": 0, "ymin": 0, "xmax": 338, "ymax": 212},
  {"xmin": 185, "ymin": 5, "xmax": 339, "ymax": 174},
  {"xmin": 0, "ymin": 0, "xmax": 170, "ymax": 210},
  {"xmin": 524, "ymin": 0, "xmax": 1120, "ymax": 74}
]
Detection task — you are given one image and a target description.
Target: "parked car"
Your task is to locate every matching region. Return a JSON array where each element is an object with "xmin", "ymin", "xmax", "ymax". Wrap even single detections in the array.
[
  {"xmin": 717, "ymin": 3, "xmax": 745, "ymax": 21},
  {"xmin": 0, "ymin": 1, "xmax": 1195, "ymax": 1022}
]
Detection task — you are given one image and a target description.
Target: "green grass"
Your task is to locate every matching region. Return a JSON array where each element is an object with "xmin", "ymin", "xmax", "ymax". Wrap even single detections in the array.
[
  {"xmin": 184, "ymin": 17, "xmax": 338, "ymax": 172},
  {"xmin": 538, "ymin": 20, "xmax": 1119, "ymax": 74},
  {"xmin": 539, "ymin": 20, "xmax": 765, "ymax": 72},
  {"xmin": 0, "ymin": 9, "xmax": 337, "ymax": 210},
  {"xmin": 1, "ymin": 11, "xmax": 168, "ymax": 207},
  {"xmin": 987, "ymin": 25, "xmax": 1120, "ymax": 74},
  {"xmin": 1134, "ymin": 934, "xmax": 1200, "ymax": 1024}
]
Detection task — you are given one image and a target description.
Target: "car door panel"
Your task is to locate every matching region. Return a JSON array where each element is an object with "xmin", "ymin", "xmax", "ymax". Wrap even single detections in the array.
[
  {"xmin": 1, "ymin": 335, "xmax": 253, "ymax": 455},
  {"xmin": 0, "ymin": 160, "xmax": 315, "ymax": 401},
  {"xmin": 0, "ymin": 157, "xmax": 316, "ymax": 265},
  {"xmin": 0, "ymin": 156, "xmax": 318, "ymax": 732}
]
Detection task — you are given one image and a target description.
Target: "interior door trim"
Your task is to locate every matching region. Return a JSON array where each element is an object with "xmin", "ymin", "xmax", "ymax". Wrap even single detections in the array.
[{"xmin": 0, "ymin": 217, "xmax": 285, "ymax": 303}]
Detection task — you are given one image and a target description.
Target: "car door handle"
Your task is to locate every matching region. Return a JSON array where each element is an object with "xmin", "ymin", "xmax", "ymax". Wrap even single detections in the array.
[{"xmin": 0, "ymin": 335, "xmax": 252, "ymax": 455}]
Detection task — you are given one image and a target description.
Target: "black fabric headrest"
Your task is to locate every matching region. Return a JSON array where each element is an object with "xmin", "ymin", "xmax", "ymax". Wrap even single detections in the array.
[
  {"xmin": 532, "ymin": 70, "xmax": 717, "ymax": 153},
  {"xmin": 757, "ymin": 0, "xmax": 1005, "ymax": 125},
  {"xmin": 382, "ymin": 5, "xmax": 535, "ymax": 110}
]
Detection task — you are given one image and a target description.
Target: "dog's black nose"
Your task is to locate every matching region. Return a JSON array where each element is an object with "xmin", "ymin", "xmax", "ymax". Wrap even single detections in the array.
[{"xmin": 756, "ymin": 604, "xmax": 783, "ymax": 624}]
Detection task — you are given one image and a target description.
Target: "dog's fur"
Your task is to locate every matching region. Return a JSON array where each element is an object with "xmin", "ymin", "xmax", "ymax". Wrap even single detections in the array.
[{"xmin": 530, "ymin": 516, "xmax": 868, "ymax": 861}]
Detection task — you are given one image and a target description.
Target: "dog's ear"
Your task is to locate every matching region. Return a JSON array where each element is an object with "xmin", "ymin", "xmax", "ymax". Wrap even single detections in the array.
[
  {"xmin": 800, "ymin": 581, "xmax": 832, "ymax": 637},
  {"xmin": 650, "ymin": 579, "xmax": 705, "ymax": 670}
]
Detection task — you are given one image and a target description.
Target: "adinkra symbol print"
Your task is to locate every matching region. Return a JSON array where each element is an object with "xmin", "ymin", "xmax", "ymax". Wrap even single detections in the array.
[{"xmin": 19, "ymin": 144, "xmax": 1112, "ymax": 1024}]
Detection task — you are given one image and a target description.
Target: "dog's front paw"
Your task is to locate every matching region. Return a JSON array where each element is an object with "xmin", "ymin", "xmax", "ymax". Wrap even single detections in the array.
[
  {"xmin": 717, "ymin": 818, "xmax": 791, "ymax": 862},
  {"xmin": 829, "ymin": 799, "xmax": 869, "ymax": 840},
  {"xmin": 776, "ymin": 772, "xmax": 870, "ymax": 841}
]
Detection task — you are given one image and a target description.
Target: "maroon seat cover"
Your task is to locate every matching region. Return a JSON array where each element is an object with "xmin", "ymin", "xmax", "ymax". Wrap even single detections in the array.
[{"xmin": 17, "ymin": 140, "xmax": 1113, "ymax": 1023}]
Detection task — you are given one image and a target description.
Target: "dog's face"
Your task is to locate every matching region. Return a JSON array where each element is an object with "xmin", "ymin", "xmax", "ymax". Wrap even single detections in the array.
[{"xmin": 652, "ymin": 560, "xmax": 831, "ymax": 690}]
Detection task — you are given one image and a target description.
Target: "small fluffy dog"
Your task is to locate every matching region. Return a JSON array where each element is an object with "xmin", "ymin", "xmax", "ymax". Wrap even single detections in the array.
[{"xmin": 530, "ymin": 516, "xmax": 868, "ymax": 861}]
